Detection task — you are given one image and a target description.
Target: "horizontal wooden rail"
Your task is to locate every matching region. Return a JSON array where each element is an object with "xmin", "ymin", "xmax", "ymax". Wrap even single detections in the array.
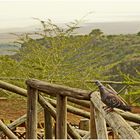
[
  {"xmin": 116, "ymin": 109, "xmax": 140, "ymax": 124},
  {"xmin": 86, "ymin": 80, "xmax": 140, "ymax": 86},
  {"xmin": 0, "ymin": 80, "xmax": 27, "ymax": 97},
  {"xmin": 68, "ymin": 97, "xmax": 90, "ymax": 108},
  {"xmin": 26, "ymin": 79, "xmax": 90, "ymax": 100}
]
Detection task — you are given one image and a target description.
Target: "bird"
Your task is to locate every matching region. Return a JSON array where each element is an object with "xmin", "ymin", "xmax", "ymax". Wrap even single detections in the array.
[{"xmin": 95, "ymin": 80, "xmax": 131, "ymax": 112}]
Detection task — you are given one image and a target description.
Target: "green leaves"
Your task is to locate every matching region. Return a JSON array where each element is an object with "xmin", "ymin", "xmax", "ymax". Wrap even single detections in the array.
[{"xmin": 0, "ymin": 19, "xmax": 140, "ymax": 100}]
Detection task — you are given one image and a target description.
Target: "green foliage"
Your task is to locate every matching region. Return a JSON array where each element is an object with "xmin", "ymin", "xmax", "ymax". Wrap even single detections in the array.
[
  {"xmin": 137, "ymin": 31, "xmax": 140, "ymax": 36},
  {"xmin": 0, "ymin": 19, "xmax": 140, "ymax": 102}
]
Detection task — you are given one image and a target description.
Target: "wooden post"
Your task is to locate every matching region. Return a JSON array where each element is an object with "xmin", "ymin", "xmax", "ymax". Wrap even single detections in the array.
[
  {"xmin": 26, "ymin": 85, "xmax": 38, "ymax": 139},
  {"xmin": 90, "ymin": 102, "xmax": 97, "ymax": 139},
  {"xmin": 44, "ymin": 108, "xmax": 53, "ymax": 139},
  {"xmin": 94, "ymin": 107, "xmax": 108, "ymax": 139},
  {"xmin": 53, "ymin": 122, "xmax": 56, "ymax": 139},
  {"xmin": 79, "ymin": 119, "xmax": 89, "ymax": 131},
  {"xmin": 56, "ymin": 95, "xmax": 67, "ymax": 139},
  {"xmin": 0, "ymin": 120, "xmax": 18, "ymax": 139},
  {"xmin": 90, "ymin": 92, "xmax": 108, "ymax": 139}
]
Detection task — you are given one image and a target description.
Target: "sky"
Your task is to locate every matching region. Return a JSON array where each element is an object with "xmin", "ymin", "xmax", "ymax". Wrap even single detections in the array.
[{"xmin": 0, "ymin": 0, "xmax": 140, "ymax": 29}]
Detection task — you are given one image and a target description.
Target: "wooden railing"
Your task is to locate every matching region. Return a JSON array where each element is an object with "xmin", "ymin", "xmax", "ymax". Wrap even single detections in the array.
[
  {"xmin": 26, "ymin": 79, "xmax": 90, "ymax": 139},
  {"xmin": 0, "ymin": 79, "xmax": 140, "ymax": 139},
  {"xmin": 26, "ymin": 79, "xmax": 140, "ymax": 139}
]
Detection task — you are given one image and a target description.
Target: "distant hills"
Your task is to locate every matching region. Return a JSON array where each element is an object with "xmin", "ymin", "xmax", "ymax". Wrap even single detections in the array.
[
  {"xmin": 78, "ymin": 21, "xmax": 140, "ymax": 35},
  {"xmin": 0, "ymin": 21, "xmax": 140, "ymax": 43}
]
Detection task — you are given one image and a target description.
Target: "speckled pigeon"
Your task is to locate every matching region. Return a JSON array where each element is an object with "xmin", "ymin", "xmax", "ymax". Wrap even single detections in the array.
[{"xmin": 95, "ymin": 80, "xmax": 131, "ymax": 112}]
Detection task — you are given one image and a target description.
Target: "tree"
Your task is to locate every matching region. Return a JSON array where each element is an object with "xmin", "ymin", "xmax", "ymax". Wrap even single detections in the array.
[
  {"xmin": 137, "ymin": 32, "xmax": 140, "ymax": 36},
  {"xmin": 89, "ymin": 29, "xmax": 103, "ymax": 37}
]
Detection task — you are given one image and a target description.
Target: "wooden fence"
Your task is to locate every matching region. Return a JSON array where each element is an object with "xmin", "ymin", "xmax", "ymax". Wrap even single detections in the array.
[
  {"xmin": 0, "ymin": 79, "xmax": 140, "ymax": 139},
  {"xmin": 26, "ymin": 79, "xmax": 140, "ymax": 139}
]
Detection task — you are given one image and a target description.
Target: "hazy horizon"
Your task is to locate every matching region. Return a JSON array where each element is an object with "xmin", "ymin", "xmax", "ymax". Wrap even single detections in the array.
[
  {"xmin": 0, "ymin": 0, "xmax": 140, "ymax": 29},
  {"xmin": 0, "ymin": 21, "xmax": 140, "ymax": 43},
  {"xmin": 0, "ymin": 0, "xmax": 140, "ymax": 42}
]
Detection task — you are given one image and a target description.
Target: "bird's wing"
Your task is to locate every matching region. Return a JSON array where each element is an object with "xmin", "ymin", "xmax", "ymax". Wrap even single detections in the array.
[
  {"xmin": 105, "ymin": 87, "xmax": 116, "ymax": 95},
  {"xmin": 105, "ymin": 87, "xmax": 129, "ymax": 106},
  {"xmin": 105, "ymin": 94, "xmax": 126, "ymax": 108}
]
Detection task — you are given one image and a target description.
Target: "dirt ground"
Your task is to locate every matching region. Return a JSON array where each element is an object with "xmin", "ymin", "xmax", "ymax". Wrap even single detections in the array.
[
  {"xmin": 0, "ymin": 98, "xmax": 27, "ymax": 121},
  {"xmin": 0, "ymin": 98, "xmax": 83, "ymax": 126}
]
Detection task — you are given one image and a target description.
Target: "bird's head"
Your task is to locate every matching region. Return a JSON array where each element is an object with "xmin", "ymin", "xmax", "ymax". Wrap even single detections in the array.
[{"xmin": 95, "ymin": 80, "xmax": 102, "ymax": 87}]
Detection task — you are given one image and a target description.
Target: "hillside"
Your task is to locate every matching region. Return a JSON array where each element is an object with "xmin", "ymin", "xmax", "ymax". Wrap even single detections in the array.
[
  {"xmin": 1, "ymin": 32, "xmax": 140, "ymax": 83},
  {"xmin": 69, "ymin": 34, "xmax": 140, "ymax": 81},
  {"xmin": 0, "ymin": 22, "xmax": 140, "ymax": 103}
]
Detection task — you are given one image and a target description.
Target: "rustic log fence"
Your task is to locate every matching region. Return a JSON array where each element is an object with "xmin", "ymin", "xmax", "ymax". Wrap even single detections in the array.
[
  {"xmin": 26, "ymin": 79, "xmax": 140, "ymax": 139},
  {"xmin": 0, "ymin": 79, "xmax": 140, "ymax": 139}
]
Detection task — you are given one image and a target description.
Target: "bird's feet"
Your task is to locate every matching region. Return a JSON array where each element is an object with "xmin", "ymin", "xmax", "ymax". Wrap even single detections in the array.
[{"xmin": 103, "ymin": 106, "xmax": 113, "ymax": 113}]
